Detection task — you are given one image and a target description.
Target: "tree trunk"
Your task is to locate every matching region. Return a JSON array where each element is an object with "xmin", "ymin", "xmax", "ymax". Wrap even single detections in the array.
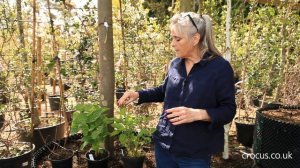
[
  {"xmin": 180, "ymin": 0, "xmax": 193, "ymax": 12},
  {"xmin": 223, "ymin": 0, "xmax": 232, "ymax": 160},
  {"xmin": 16, "ymin": 0, "xmax": 27, "ymax": 62},
  {"xmin": 198, "ymin": 0, "xmax": 204, "ymax": 14},
  {"xmin": 37, "ymin": 37, "xmax": 42, "ymax": 116},
  {"xmin": 97, "ymin": 0, "xmax": 114, "ymax": 155},
  {"xmin": 31, "ymin": 0, "xmax": 40, "ymax": 130},
  {"xmin": 118, "ymin": 0, "xmax": 128, "ymax": 89},
  {"xmin": 46, "ymin": 0, "xmax": 58, "ymax": 95},
  {"xmin": 274, "ymin": 13, "xmax": 287, "ymax": 101}
]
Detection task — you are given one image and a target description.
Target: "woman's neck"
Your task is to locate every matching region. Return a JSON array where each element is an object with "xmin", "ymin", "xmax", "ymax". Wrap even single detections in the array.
[{"xmin": 185, "ymin": 48, "xmax": 206, "ymax": 64}]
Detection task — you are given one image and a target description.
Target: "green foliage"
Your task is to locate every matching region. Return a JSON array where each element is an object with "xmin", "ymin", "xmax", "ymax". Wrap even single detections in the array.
[
  {"xmin": 113, "ymin": 0, "xmax": 173, "ymax": 89},
  {"xmin": 111, "ymin": 107, "xmax": 155, "ymax": 157},
  {"xmin": 71, "ymin": 103, "xmax": 112, "ymax": 155},
  {"xmin": 230, "ymin": 3, "xmax": 299, "ymax": 100}
]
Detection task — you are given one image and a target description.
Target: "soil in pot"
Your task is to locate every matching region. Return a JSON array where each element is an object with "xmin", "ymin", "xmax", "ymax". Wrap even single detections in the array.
[
  {"xmin": 48, "ymin": 146, "xmax": 74, "ymax": 168},
  {"xmin": 262, "ymin": 108, "xmax": 300, "ymax": 124},
  {"xmin": 0, "ymin": 142, "xmax": 35, "ymax": 168}
]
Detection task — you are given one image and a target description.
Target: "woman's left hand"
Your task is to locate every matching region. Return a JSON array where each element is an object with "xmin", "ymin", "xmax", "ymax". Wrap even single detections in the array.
[{"xmin": 166, "ymin": 107, "xmax": 200, "ymax": 125}]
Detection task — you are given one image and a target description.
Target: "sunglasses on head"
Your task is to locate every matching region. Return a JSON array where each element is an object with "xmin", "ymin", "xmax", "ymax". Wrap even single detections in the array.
[{"xmin": 179, "ymin": 14, "xmax": 198, "ymax": 32}]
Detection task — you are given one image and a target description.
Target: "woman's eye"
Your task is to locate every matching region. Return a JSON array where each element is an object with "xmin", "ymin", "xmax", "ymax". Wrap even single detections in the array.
[{"xmin": 175, "ymin": 38, "xmax": 181, "ymax": 42}]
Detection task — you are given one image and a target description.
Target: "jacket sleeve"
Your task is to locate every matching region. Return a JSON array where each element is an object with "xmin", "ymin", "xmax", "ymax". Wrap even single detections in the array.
[
  {"xmin": 137, "ymin": 75, "xmax": 168, "ymax": 104},
  {"xmin": 206, "ymin": 61, "xmax": 236, "ymax": 129}
]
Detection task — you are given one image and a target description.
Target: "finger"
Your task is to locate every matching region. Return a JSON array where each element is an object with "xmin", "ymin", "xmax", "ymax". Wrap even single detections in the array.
[
  {"xmin": 170, "ymin": 116, "xmax": 186, "ymax": 125},
  {"xmin": 172, "ymin": 119, "xmax": 185, "ymax": 125},
  {"xmin": 167, "ymin": 113, "xmax": 177, "ymax": 119},
  {"xmin": 169, "ymin": 116, "xmax": 181, "ymax": 123},
  {"xmin": 166, "ymin": 111, "xmax": 184, "ymax": 119},
  {"xmin": 166, "ymin": 107, "xmax": 179, "ymax": 113},
  {"xmin": 125, "ymin": 97, "xmax": 135, "ymax": 105},
  {"xmin": 166, "ymin": 106, "xmax": 185, "ymax": 113},
  {"xmin": 118, "ymin": 92, "xmax": 129, "ymax": 106}
]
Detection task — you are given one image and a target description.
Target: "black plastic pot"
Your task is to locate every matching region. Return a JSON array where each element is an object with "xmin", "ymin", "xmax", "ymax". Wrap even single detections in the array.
[
  {"xmin": 85, "ymin": 149, "xmax": 110, "ymax": 168},
  {"xmin": 0, "ymin": 142, "xmax": 35, "ymax": 168},
  {"xmin": 16, "ymin": 117, "xmax": 65, "ymax": 150},
  {"xmin": 48, "ymin": 95, "xmax": 67, "ymax": 111},
  {"xmin": 234, "ymin": 117, "xmax": 255, "ymax": 148},
  {"xmin": 121, "ymin": 156, "xmax": 145, "ymax": 168},
  {"xmin": 116, "ymin": 88, "xmax": 126, "ymax": 100},
  {"xmin": 32, "ymin": 134, "xmax": 83, "ymax": 168},
  {"xmin": 48, "ymin": 149, "xmax": 74, "ymax": 168},
  {"xmin": 254, "ymin": 105, "xmax": 300, "ymax": 168}
]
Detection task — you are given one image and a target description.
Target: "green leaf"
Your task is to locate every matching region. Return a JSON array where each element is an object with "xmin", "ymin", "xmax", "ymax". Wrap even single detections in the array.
[{"xmin": 46, "ymin": 60, "xmax": 56, "ymax": 72}]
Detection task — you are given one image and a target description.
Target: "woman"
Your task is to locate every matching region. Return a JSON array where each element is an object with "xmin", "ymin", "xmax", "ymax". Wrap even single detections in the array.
[{"xmin": 118, "ymin": 12, "xmax": 236, "ymax": 168}]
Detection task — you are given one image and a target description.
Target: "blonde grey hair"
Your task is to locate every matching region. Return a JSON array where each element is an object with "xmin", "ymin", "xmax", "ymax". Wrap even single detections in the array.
[{"xmin": 170, "ymin": 12, "xmax": 222, "ymax": 57}]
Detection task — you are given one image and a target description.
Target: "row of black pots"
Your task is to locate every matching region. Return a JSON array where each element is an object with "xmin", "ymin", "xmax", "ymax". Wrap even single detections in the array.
[
  {"xmin": 33, "ymin": 134, "xmax": 111, "ymax": 168},
  {"xmin": 32, "ymin": 134, "xmax": 146, "ymax": 168},
  {"xmin": 234, "ymin": 103, "xmax": 284, "ymax": 148},
  {"xmin": 32, "ymin": 134, "xmax": 83, "ymax": 168},
  {"xmin": 251, "ymin": 96, "xmax": 281, "ymax": 109}
]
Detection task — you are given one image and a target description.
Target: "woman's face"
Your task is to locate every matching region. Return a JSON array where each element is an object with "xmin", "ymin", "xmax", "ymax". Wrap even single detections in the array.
[{"xmin": 170, "ymin": 29, "xmax": 194, "ymax": 58}]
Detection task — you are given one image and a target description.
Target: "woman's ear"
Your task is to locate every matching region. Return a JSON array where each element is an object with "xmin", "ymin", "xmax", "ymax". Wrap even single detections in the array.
[{"xmin": 193, "ymin": 33, "xmax": 201, "ymax": 46}]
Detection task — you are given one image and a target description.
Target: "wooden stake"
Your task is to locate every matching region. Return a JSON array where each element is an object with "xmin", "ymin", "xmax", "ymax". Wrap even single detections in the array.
[{"xmin": 37, "ymin": 37, "xmax": 42, "ymax": 115}]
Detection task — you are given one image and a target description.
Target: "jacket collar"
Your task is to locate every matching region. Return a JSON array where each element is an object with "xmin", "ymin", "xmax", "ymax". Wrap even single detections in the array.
[{"xmin": 174, "ymin": 51, "xmax": 216, "ymax": 68}]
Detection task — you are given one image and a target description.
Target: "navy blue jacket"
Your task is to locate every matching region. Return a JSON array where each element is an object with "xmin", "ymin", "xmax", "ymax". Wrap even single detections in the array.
[{"xmin": 138, "ymin": 52, "xmax": 236, "ymax": 158}]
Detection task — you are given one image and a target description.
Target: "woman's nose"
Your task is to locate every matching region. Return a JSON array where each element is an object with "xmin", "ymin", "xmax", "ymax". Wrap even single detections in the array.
[{"xmin": 171, "ymin": 40, "xmax": 175, "ymax": 48}]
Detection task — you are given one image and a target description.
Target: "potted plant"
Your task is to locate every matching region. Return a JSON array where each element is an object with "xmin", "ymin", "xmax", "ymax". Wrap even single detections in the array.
[
  {"xmin": 71, "ymin": 103, "xmax": 112, "ymax": 168},
  {"xmin": 112, "ymin": 107, "xmax": 155, "ymax": 168},
  {"xmin": 0, "ymin": 104, "xmax": 35, "ymax": 168},
  {"xmin": 0, "ymin": 141, "xmax": 35, "ymax": 168},
  {"xmin": 47, "ymin": 141, "xmax": 75, "ymax": 168},
  {"xmin": 234, "ymin": 80, "xmax": 256, "ymax": 148},
  {"xmin": 253, "ymin": 67, "xmax": 300, "ymax": 168}
]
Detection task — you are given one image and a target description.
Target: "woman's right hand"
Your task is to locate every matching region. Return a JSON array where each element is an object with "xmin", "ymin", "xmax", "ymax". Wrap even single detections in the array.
[{"xmin": 117, "ymin": 91, "xmax": 139, "ymax": 106}]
